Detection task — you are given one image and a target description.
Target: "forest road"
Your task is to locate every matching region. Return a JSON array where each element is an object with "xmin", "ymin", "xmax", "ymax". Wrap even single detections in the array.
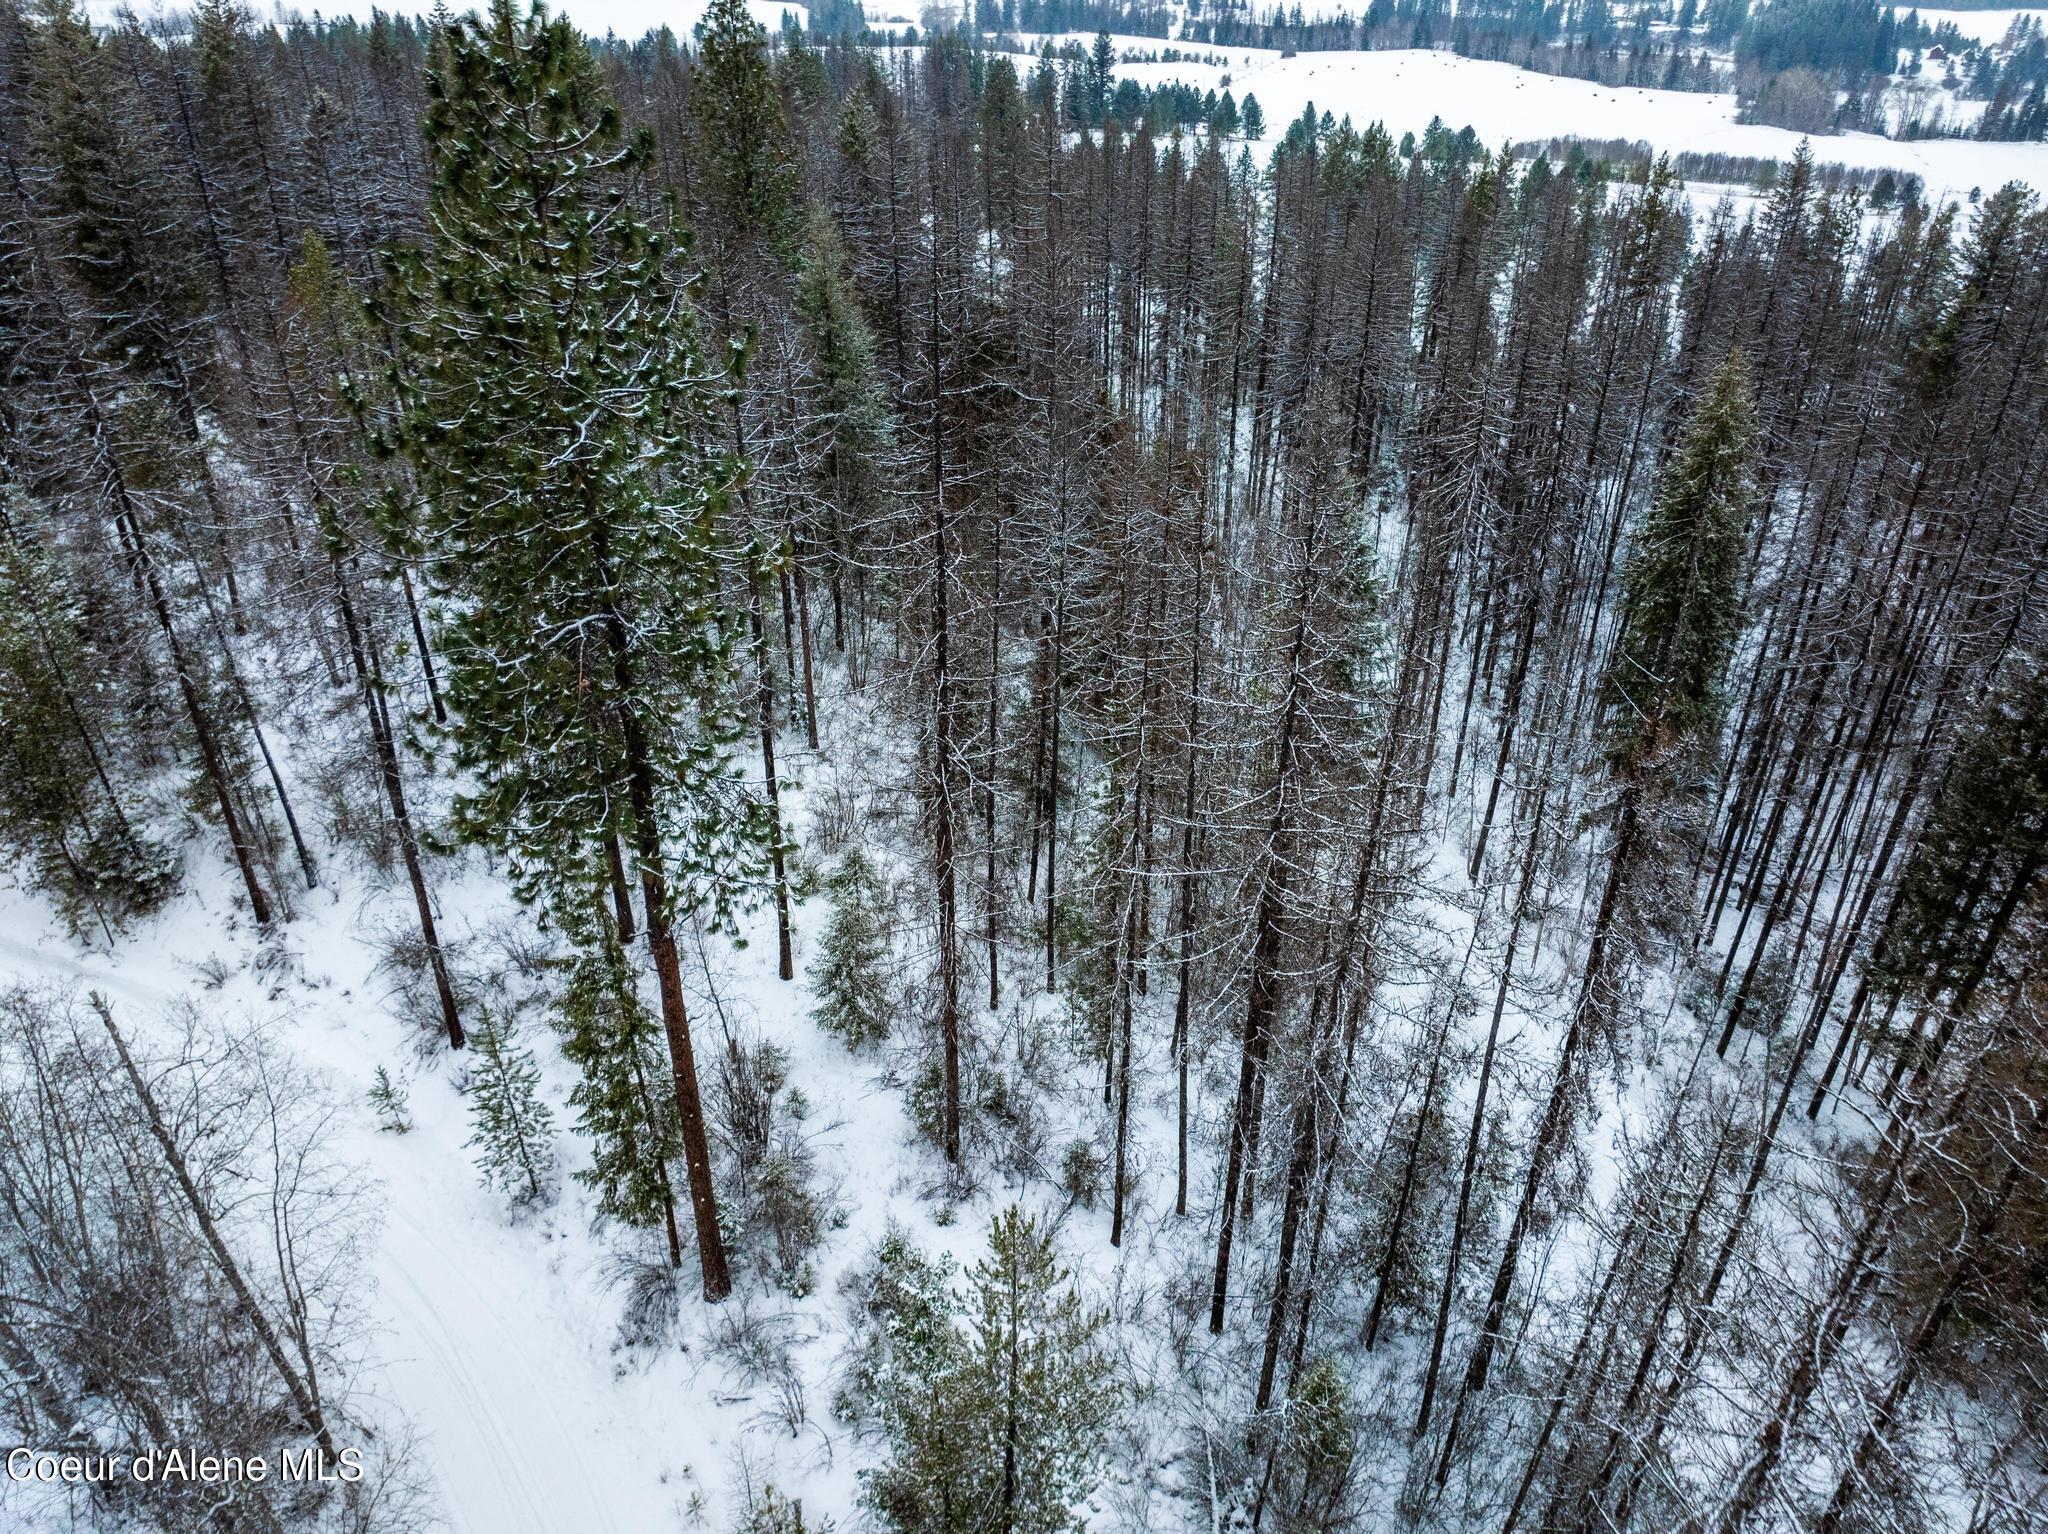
[{"xmin": 376, "ymin": 1203, "xmax": 629, "ymax": 1534}]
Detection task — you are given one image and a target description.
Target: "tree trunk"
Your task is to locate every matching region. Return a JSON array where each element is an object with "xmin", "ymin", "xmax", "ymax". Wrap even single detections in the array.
[
  {"xmin": 748, "ymin": 572, "xmax": 795, "ymax": 982},
  {"xmin": 94, "ymin": 994, "xmax": 334, "ymax": 1456},
  {"xmin": 330, "ymin": 549, "xmax": 463, "ymax": 1048}
]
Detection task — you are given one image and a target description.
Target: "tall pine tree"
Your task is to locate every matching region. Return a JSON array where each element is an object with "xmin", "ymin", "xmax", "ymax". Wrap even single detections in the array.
[
  {"xmin": 695, "ymin": 0, "xmax": 800, "ymax": 266},
  {"xmin": 368, "ymin": 0, "xmax": 776, "ymax": 1300},
  {"xmin": 1437, "ymin": 349, "xmax": 1756, "ymax": 1481}
]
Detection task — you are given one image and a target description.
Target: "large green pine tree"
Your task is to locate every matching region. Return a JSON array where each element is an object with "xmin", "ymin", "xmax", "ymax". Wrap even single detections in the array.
[
  {"xmin": 1602, "ymin": 348, "xmax": 1756, "ymax": 780},
  {"xmin": 695, "ymin": 0, "xmax": 799, "ymax": 264},
  {"xmin": 370, "ymin": 0, "xmax": 775, "ymax": 1300},
  {"xmin": 866, "ymin": 1208, "xmax": 1119, "ymax": 1534}
]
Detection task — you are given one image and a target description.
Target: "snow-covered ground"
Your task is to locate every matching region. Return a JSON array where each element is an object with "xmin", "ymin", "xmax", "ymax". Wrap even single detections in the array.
[
  {"xmin": 0, "ymin": 853, "xmax": 816, "ymax": 1531},
  {"xmin": 0, "ymin": 672, "xmax": 1211, "ymax": 1532},
  {"xmin": 1913, "ymin": 6, "xmax": 2043, "ymax": 44},
  {"xmin": 1073, "ymin": 38, "xmax": 2048, "ymax": 203}
]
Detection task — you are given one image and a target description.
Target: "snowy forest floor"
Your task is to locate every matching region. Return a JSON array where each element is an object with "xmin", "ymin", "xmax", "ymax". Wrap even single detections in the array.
[
  {"xmin": 0, "ymin": 620, "xmax": 1893, "ymax": 1534},
  {"xmin": 2, "ymin": 658, "xmax": 1278, "ymax": 1531}
]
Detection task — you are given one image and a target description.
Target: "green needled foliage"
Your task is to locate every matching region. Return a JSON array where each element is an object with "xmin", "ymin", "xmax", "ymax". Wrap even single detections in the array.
[
  {"xmin": 696, "ymin": 0, "xmax": 800, "ymax": 262},
  {"xmin": 558, "ymin": 925, "xmax": 684, "ymax": 1236},
  {"xmin": 1875, "ymin": 655, "xmax": 2048, "ymax": 1003},
  {"xmin": 365, "ymin": 0, "xmax": 774, "ymax": 1299},
  {"xmin": 1602, "ymin": 348, "xmax": 1757, "ymax": 782},
  {"xmin": 810, "ymin": 847, "xmax": 892, "ymax": 1047},
  {"xmin": 466, "ymin": 1007, "xmax": 556, "ymax": 1205},
  {"xmin": 863, "ymin": 1208, "xmax": 1119, "ymax": 1534},
  {"xmin": 367, "ymin": 0, "xmax": 775, "ymax": 936},
  {"xmin": 0, "ymin": 528, "xmax": 175, "ymax": 935}
]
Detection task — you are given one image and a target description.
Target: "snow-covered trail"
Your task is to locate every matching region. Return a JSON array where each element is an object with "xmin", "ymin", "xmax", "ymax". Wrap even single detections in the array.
[
  {"xmin": 0, "ymin": 868, "xmax": 726, "ymax": 1533},
  {"xmin": 0, "ymin": 929, "xmax": 181, "ymax": 1009},
  {"xmin": 373, "ymin": 1202, "xmax": 627, "ymax": 1534}
]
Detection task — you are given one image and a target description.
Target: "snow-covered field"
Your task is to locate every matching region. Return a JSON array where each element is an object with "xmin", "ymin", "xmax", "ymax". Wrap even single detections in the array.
[
  {"xmin": 1080, "ymin": 39, "xmax": 2048, "ymax": 203},
  {"xmin": 1914, "ymin": 6, "xmax": 2043, "ymax": 44}
]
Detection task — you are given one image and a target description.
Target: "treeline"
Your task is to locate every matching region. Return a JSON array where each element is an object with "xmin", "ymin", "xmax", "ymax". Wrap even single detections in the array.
[
  {"xmin": 1177, "ymin": 0, "xmax": 1734, "ymax": 92},
  {"xmin": 0, "ymin": 1, "xmax": 2046, "ymax": 1531},
  {"xmin": 1515, "ymin": 133, "xmax": 1929, "ymax": 202},
  {"xmin": 1033, "ymin": 0, "xmax": 2048, "ymax": 141},
  {"xmin": 981, "ymin": 0, "xmax": 1181, "ymax": 37},
  {"xmin": 1971, "ymin": 21, "xmax": 2048, "ymax": 139}
]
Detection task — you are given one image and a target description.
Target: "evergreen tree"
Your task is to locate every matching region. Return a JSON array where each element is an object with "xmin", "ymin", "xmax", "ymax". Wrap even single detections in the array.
[
  {"xmin": 370, "ymin": 0, "xmax": 775, "ymax": 1300},
  {"xmin": 794, "ymin": 204, "xmax": 893, "ymax": 650},
  {"xmin": 1435, "ymin": 351, "xmax": 1758, "ymax": 1478},
  {"xmin": 20, "ymin": 0, "xmax": 280, "ymax": 927},
  {"xmin": 0, "ymin": 525, "xmax": 173, "ymax": 936},
  {"xmin": 811, "ymin": 847, "xmax": 892, "ymax": 1047},
  {"xmin": 1603, "ymin": 349, "xmax": 1756, "ymax": 780},
  {"xmin": 695, "ymin": 0, "xmax": 800, "ymax": 261},
  {"xmin": 739, "ymin": 1484, "xmax": 819, "ymax": 1534},
  {"xmin": 964, "ymin": 1207, "xmax": 1119, "ymax": 1533},
  {"xmin": 1874, "ymin": 654, "xmax": 2048, "ymax": 1005},
  {"xmin": 558, "ymin": 925, "xmax": 687, "ymax": 1265},
  {"xmin": 866, "ymin": 1207, "xmax": 1119, "ymax": 1534},
  {"xmin": 25, "ymin": 0, "xmax": 201, "ymax": 374},
  {"xmin": 465, "ymin": 1009, "xmax": 557, "ymax": 1205},
  {"xmin": 1268, "ymin": 1358, "xmax": 1357, "ymax": 1524},
  {"xmin": 1077, "ymin": 32, "xmax": 1113, "ymax": 123},
  {"xmin": 838, "ymin": 1226, "xmax": 958, "ymax": 1432},
  {"xmin": 1240, "ymin": 92, "xmax": 1266, "ymax": 138},
  {"xmin": 368, "ymin": 1066, "xmax": 412, "ymax": 1133},
  {"xmin": 1210, "ymin": 88, "xmax": 1239, "ymax": 138}
]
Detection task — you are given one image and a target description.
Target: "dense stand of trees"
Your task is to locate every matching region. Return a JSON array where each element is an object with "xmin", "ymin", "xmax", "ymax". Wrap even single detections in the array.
[{"xmin": 2, "ymin": 0, "xmax": 2046, "ymax": 1529}]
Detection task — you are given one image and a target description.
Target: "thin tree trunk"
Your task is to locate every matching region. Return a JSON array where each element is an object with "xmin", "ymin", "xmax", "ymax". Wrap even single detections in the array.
[
  {"xmin": 749, "ymin": 572, "xmax": 795, "ymax": 982},
  {"xmin": 93, "ymin": 994, "xmax": 335, "ymax": 1456},
  {"xmin": 330, "ymin": 551, "xmax": 463, "ymax": 1048}
]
